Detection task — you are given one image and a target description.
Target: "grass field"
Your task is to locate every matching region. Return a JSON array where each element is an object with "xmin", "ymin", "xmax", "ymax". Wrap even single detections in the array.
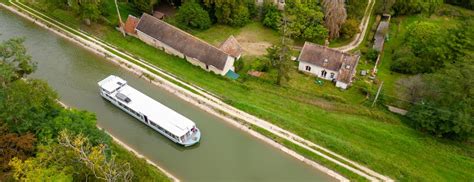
[
  {"xmin": 15, "ymin": 1, "xmax": 474, "ymax": 181},
  {"xmin": 375, "ymin": 5, "xmax": 471, "ymax": 107}
]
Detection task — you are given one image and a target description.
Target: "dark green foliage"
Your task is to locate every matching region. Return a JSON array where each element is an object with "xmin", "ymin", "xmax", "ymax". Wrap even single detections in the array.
[
  {"xmin": 41, "ymin": 0, "xmax": 105, "ymax": 24},
  {"xmin": 366, "ymin": 48, "xmax": 379, "ymax": 63},
  {"xmin": 407, "ymin": 63, "xmax": 474, "ymax": 139},
  {"xmin": 0, "ymin": 79, "xmax": 61, "ymax": 134},
  {"xmin": 390, "ymin": 21, "xmax": 452, "ymax": 74},
  {"xmin": 265, "ymin": 44, "xmax": 292, "ymax": 85},
  {"xmin": 249, "ymin": 58, "xmax": 271, "ymax": 72},
  {"xmin": 130, "ymin": 0, "xmax": 159, "ymax": 13},
  {"xmin": 340, "ymin": 18, "xmax": 360, "ymax": 39},
  {"xmin": 346, "ymin": 0, "xmax": 369, "ymax": 20},
  {"xmin": 285, "ymin": 1, "xmax": 328, "ymax": 42},
  {"xmin": 234, "ymin": 59, "xmax": 244, "ymax": 72},
  {"xmin": 0, "ymin": 38, "xmax": 36, "ymax": 86},
  {"xmin": 262, "ymin": 3, "xmax": 282, "ymax": 30},
  {"xmin": 390, "ymin": 47, "xmax": 424, "ymax": 74},
  {"xmin": 38, "ymin": 109, "xmax": 111, "ymax": 145},
  {"xmin": 391, "ymin": 19, "xmax": 473, "ymax": 74},
  {"xmin": 176, "ymin": 1, "xmax": 212, "ymax": 30},
  {"xmin": 374, "ymin": 0, "xmax": 396, "ymax": 14},
  {"xmin": 393, "ymin": 0, "xmax": 443, "ymax": 16},
  {"xmin": 203, "ymin": 0, "xmax": 253, "ymax": 27},
  {"xmin": 445, "ymin": 0, "xmax": 474, "ymax": 9}
]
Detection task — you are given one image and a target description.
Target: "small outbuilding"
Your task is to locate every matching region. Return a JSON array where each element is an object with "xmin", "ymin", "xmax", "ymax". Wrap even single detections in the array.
[
  {"xmin": 124, "ymin": 15, "xmax": 139, "ymax": 35},
  {"xmin": 219, "ymin": 35, "xmax": 243, "ymax": 60}
]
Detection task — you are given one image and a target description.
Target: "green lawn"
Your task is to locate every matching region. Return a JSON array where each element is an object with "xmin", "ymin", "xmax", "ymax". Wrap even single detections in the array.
[
  {"xmin": 17, "ymin": 1, "xmax": 474, "ymax": 181},
  {"xmin": 376, "ymin": 8, "xmax": 468, "ymax": 107}
]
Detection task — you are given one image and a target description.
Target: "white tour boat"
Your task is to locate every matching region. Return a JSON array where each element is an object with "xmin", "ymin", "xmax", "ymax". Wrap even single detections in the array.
[{"xmin": 98, "ymin": 75, "xmax": 201, "ymax": 147}]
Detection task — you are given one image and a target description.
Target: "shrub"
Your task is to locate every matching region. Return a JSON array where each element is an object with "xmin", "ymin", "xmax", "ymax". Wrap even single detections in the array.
[
  {"xmin": 176, "ymin": 1, "xmax": 212, "ymax": 30},
  {"xmin": 340, "ymin": 18, "xmax": 360, "ymax": 39},
  {"xmin": 262, "ymin": 3, "xmax": 282, "ymax": 30},
  {"xmin": 366, "ymin": 48, "xmax": 379, "ymax": 63}
]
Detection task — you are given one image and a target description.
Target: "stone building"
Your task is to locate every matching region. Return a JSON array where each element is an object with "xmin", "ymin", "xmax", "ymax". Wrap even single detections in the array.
[
  {"xmin": 297, "ymin": 42, "xmax": 359, "ymax": 89},
  {"xmin": 135, "ymin": 14, "xmax": 235, "ymax": 76}
]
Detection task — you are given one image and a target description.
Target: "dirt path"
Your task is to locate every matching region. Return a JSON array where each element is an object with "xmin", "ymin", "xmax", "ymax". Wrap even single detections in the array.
[{"xmin": 334, "ymin": 0, "xmax": 376, "ymax": 52}]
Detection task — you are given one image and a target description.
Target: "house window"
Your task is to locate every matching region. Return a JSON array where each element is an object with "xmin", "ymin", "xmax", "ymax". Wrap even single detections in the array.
[
  {"xmin": 321, "ymin": 70, "xmax": 327, "ymax": 78},
  {"xmin": 305, "ymin": 66, "xmax": 311, "ymax": 71},
  {"xmin": 330, "ymin": 73, "xmax": 335, "ymax": 79}
]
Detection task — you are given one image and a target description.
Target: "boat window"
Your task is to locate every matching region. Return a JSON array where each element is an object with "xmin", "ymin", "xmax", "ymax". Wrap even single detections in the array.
[{"xmin": 116, "ymin": 93, "xmax": 131, "ymax": 103}]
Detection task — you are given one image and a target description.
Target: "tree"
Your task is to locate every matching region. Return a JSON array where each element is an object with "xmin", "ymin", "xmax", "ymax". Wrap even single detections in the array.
[
  {"xmin": 9, "ymin": 157, "xmax": 73, "ymax": 182},
  {"xmin": 176, "ymin": 0, "xmax": 212, "ymax": 29},
  {"xmin": 377, "ymin": 0, "xmax": 396, "ymax": 14},
  {"xmin": 0, "ymin": 38, "xmax": 36, "ymax": 86},
  {"xmin": 390, "ymin": 21, "xmax": 449, "ymax": 74},
  {"xmin": 265, "ymin": 44, "xmax": 291, "ymax": 85},
  {"xmin": 130, "ymin": 0, "xmax": 159, "ymax": 13},
  {"xmin": 322, "ymin": 0, "xmax": 347, "ymax": 39},
  {"xmin": 0, "ymin": 124, "xmax": 36, "ymax": 172},
  {"xmin": 203, "ymin": 0, "xmax": 253, "ymax": 27},
  {"xmin": 262, "ymin": 3, "xmax": 282, "ymax": 30},
  {"xmin": 38, "ymin": 109, "xmax": 111, "ymax": 145},
  {"xmin": 407, "ymin": 63, "xmax": 474, "ymax": 139},
  {"xmin": 66, "ymin": 0, "xmax": 105, "ymax": 25},
  {"xmin": 365, "ymin": 48, "xmax": 379, "ymax": 63},
  {"xmin": 286, "ymin": 1, "xmax": 328, "ymax": 42},
  {"xmin": 0, "ymin": 79, "xmax": 60, "ymax": 134},
  {"xmin": 393, "ymin": 0, "xmax": 443, "ymax": 15},
  {"xmin": 340, "ymin": 18, "xmax": 360, "ymax": 39},
  {"xmin": 421, "ymin": 0, "xmax": 443, "ymax": 16},
  {"xmin": 58, "ymin": 130, "xmax": 133, "ymax": 181},
  {"xmin": 396, "ymin": 75, "xmax": 425, "ymax": 103}
]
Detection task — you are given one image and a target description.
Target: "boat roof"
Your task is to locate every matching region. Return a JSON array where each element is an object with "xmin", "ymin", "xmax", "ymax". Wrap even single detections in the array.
[
  {"xmin": 98, "ymin": 75, "xmax": 127, "ymax": 93},
  {"xmin": 98, "ymin": 76, "xmax": 196, "ymax": 137}
]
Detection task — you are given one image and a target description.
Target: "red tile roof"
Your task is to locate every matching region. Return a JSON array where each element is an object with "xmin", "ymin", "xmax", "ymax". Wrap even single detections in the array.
[
  {"xmin": 219, "ymin": 35, "xmax": 243, "ymax": 59},
  {"xmin": 124, "ymin": 15, "xmax": 139, "ymax": 35}
]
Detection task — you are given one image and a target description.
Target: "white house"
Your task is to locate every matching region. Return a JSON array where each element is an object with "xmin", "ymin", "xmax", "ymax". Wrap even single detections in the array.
[
  {"xmin": 298, "ymin": 42, "xmax": 359, "ymax": 89},
  {"xmin": 134, "ymin": 14, "xmax": 235, "ymax": 76}
]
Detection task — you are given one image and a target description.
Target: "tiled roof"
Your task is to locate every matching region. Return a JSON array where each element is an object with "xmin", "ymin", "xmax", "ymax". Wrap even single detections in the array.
[
  {"xmin": 124, "ymin": 15, "xmax": 139, "ymax": 35},
  {"xmin": 135, "ymin": 14, "xmax": 230, "ymax": 70},
  {"xmin": 219, "ymin": 35, "xmax": 243, "ymax": 58},
  {"xmin": 336, "ymin": 55, "xmax": 359, "ymax": 84},
  {"xmin": 298, "ymin": 42, "xmax": 359, "ymax": 83}
]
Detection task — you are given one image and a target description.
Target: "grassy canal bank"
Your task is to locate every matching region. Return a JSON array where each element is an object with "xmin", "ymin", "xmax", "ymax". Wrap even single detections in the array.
[{"xmin": 10, "ymin": 0, "xmax": 474, "ymax": 181}]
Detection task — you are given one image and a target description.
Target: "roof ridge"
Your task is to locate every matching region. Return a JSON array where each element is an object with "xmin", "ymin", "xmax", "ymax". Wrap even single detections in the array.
[{"xmin": 141, "ymin": 13, "xmax": 229, "ymax": 57}]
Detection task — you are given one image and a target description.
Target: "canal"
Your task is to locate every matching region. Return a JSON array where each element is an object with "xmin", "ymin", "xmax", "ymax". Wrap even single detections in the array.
[{"xmin": 0, "ymin": 8, "xmax": 334, "ymax": 182}]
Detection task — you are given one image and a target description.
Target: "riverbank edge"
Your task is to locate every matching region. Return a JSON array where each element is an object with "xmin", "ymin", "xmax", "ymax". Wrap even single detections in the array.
[
  {"xmin": 0, "ymin": 2, "xmax": 359, "ymax": 181},
  {"xmin": 0, "ymin": 4, "xmax": 180, "ymax": 182},
  {"xmin": 1, "ymin": 2, "xmax": 384, "ymax": 181},
  {"xmin": 56, "ymin": 101, "xmax": 179, "ymax": 182}
]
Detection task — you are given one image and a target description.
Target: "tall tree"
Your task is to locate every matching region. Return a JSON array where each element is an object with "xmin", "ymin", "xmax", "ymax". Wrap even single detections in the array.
[
  {"xmin": 58, "ymin": 130, "xmax": 133, "ymax": 181},
  {"xmin": 203, "ymin": 0, "xmax": 252, "ymax": 27},
  {"xmin": 322, "ymin": 0, "xmax": 347, "ymax": 39},
  {"xmin": 176, "ymin": 0, "xmax": 212, "ymax": 29},
  {"xmin": 0, "ymin": 38, "xmax": 36, "ymax": 86},
  {"xmin": 0, "ymin": 124, "xmax": 36, "ymax": 172},
  {"xmin": 407, "ymin": 62, "xmax": 473, "ymax": 139},
  {"xmin": 130, "ymin": 0, "xmax": 159, "ymax": 13},
  {"xmin": 286, "ymin": 1, "xmax": 328, "ymax": 42}
]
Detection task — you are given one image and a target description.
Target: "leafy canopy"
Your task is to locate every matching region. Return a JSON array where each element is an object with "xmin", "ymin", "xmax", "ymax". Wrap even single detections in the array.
[{"xmin": 176, "ymin": 0, "xmax": 212, "ymax": 30}]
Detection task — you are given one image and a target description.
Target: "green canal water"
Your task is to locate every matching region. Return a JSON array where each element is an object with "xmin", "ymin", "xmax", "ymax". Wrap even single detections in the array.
[{"xmin": 0, "ymin": 8, "xmax": 335, "ymax": 182}]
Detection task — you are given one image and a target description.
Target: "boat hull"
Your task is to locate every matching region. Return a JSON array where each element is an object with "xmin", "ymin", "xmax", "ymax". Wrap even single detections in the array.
[{"xmin": 100, "ymin": 91, "xmax": 201, "ymax": 147}]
